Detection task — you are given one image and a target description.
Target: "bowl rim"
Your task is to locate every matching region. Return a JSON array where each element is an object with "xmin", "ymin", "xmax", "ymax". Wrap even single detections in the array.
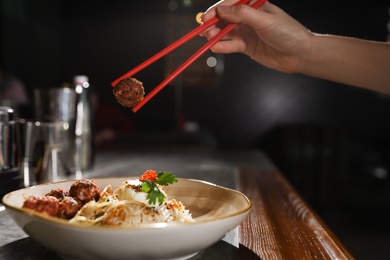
[{"xmin": 2, "ymin": 177, "xmax": 252, "ymax": 231}]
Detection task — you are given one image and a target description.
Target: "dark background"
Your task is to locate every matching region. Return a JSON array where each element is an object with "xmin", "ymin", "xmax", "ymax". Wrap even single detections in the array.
[
  {"xmin": 1, "ymin": 0, "xmax": 390, "ymax": 257},
  {"xmin": 1, "ymin": 0, "xmax": 389, "ymax": 147}
]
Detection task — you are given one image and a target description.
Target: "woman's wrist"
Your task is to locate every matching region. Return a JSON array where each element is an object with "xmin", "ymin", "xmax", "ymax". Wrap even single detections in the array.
[{"xmin": 295, "ymin": 32, "xmax": 325, "ymax": 74}]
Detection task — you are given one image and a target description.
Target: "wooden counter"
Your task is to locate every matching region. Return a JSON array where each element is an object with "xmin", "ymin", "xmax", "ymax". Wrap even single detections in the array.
[{"xmin": 238, "ymin": 167, "xmax": 354, "ymax": 259}]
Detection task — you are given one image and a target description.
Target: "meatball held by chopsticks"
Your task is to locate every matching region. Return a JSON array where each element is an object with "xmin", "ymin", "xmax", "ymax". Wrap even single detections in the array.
[{"xmin": 113, "ymin": 77, "xmax": 145, "ymax": 108}]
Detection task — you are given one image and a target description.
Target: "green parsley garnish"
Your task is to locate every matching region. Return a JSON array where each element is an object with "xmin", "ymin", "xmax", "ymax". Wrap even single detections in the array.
[{"xmin": 140, "ymin": 171, "xmax": 178, "ymax": 205}]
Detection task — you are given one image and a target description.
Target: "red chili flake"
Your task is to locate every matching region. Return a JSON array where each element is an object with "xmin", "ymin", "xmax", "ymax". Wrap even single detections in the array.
[{"xmin": 139, "ymin": 170, "xmax": 157, "ymax": 182}]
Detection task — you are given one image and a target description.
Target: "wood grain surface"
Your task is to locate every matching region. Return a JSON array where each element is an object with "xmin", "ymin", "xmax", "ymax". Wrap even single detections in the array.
[{"xmin": 238, "ymin": 168, "xmax": 355, "ymax": 260}]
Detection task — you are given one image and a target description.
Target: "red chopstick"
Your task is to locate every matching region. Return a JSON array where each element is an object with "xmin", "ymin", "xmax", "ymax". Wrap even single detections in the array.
[
  {"xmin": 114, "ymin": 0, "xmax": 266, "ymax": 112},
  {"xmin": 111, "ymin": 0, "xmax": 250, "ymax": 88}
]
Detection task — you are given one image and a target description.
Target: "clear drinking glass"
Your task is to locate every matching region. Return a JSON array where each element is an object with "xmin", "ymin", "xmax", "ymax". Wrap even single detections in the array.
[{"xmin": 21, "ymin": 121, "xmax": 69, "ymax": 185}]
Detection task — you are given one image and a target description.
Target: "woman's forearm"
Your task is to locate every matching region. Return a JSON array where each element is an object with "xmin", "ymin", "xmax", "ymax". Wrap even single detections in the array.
[{"xmin": 300, "ymin": 34, "xmax": 390, "ymax": 93}]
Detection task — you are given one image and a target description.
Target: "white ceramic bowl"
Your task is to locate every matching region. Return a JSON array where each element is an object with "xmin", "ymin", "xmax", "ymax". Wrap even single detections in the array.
[{"xmin": 2, "ymin": 178, "xmax": 251, "ymax": 260}]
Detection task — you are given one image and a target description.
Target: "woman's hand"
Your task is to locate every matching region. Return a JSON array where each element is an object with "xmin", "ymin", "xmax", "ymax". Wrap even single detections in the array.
[{"xmin": 200, "ymin": 1, "xmax": 314, "ymax": 73}]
